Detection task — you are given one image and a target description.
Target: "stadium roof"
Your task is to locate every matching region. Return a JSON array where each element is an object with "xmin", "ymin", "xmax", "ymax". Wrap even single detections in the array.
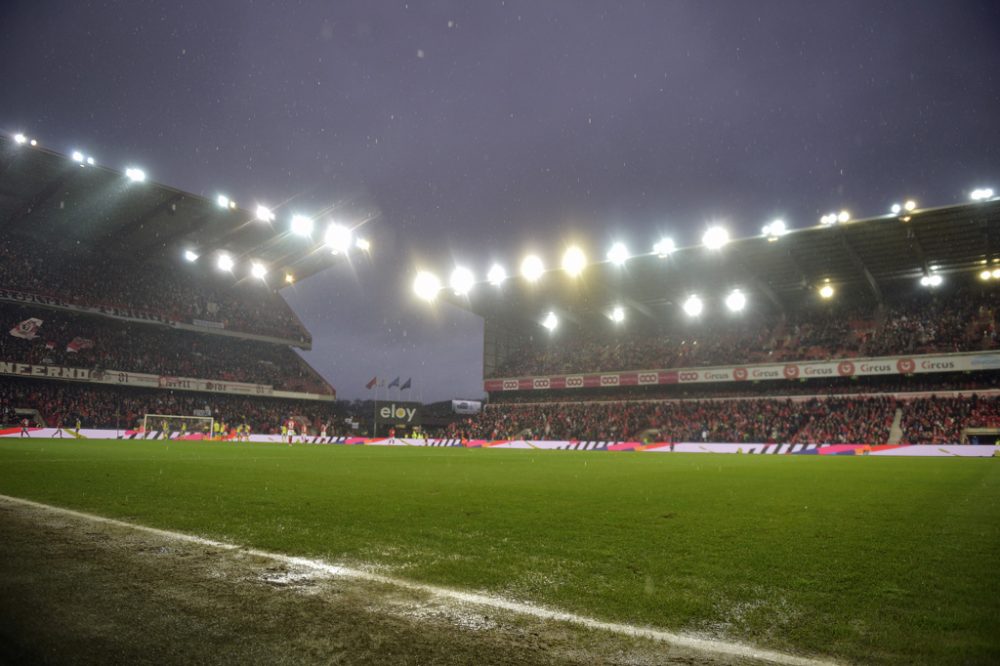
[
  {"xmin": 0, "ymin": 134, "xmax": 352, "ymax": 284},
  {"xmin": 444, "ymin": 197, "xmax": 1000, "ymax": 325}
]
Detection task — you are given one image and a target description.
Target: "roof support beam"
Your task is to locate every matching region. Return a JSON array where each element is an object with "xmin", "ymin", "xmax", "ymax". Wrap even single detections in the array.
[
  {"xmin": 900, "ymin": 222, "xmax": 931, "ymax": 276},
  {"xmin": 729, "ymin": 249, "xmax": 785, "ymax": 313},
  {"xmin": 1, "ymin": 172, "xmax": 75, "ymax": 231},
  {"xmin": 108, "ymin": 192, "xmax": 186, "ymax": 247},
  {"xmin": 837, "ymin": 228, "xmax": 883, "ymax": 304}
]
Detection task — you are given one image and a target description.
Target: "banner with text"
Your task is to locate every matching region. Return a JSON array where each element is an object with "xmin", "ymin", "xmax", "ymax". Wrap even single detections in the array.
[{"xmin": 483, "ymin": 351, "xmax": 1000, "ymax": 392}]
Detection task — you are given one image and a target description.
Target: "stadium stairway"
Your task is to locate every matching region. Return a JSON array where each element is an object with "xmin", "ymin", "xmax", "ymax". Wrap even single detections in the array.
[{"xmin": 888, "ymin": 407, "xmax": 904, "ymax": 444}]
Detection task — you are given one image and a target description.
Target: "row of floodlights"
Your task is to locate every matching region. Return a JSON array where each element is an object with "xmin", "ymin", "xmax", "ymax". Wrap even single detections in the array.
[
  {"xmin": 183, "ymin": 249, "xmax": 296, "ymax": 284},
  {"xmin": 536, "ymin": 290, "xmax": 750, "ymax": 331},
  {"xmin": 10, "ymin": 133, "xmax": 371, "ymax": 254}
]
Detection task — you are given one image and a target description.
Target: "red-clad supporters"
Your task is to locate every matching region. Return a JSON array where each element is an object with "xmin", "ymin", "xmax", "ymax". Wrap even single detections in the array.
[{"xmin": 489, "ymin": 289, "xmax": 1000, "ymax": 378}]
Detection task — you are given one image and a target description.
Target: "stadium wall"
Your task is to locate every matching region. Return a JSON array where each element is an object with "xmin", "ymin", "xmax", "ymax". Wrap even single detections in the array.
[{"xmin": 1, "ymin": 429, "xmax": 994, "ymax": 456}]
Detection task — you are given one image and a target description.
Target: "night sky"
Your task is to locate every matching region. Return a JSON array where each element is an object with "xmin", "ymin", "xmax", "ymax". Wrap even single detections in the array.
[{"xmin": 2, "ymin": 1, "xmax": 999, "ymax": 401}]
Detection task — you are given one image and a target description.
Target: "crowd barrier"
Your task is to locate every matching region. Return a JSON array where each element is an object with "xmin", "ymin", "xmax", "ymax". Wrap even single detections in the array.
[{"xmin": 0, "ymin": 428, "xmax": 996, "ymax": 456}]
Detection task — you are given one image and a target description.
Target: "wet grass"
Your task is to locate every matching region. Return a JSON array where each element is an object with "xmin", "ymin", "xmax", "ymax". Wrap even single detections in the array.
[{"xmin": 0, "ymin": 439, "xmax": 997, "ymax": 664}]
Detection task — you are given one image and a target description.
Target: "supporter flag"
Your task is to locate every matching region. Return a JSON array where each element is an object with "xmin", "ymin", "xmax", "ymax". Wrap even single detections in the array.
[
  {"xmin": 388, "ymin": 376, "xmax": 401, "ymax": 389},
  {"xmin": 9, "ymin": 318, "xmax": 43, "ymax": 340},
  {"xmin": 365, "ymin": 376, "xmax": 378, "ymax": 390},
  {"xmin": 400, "ymin": 378, "xmax": 412, "ymax": 390},
  {"xmin": 66, "ymin": 337, "xmax": 95, "ymax": 353}
]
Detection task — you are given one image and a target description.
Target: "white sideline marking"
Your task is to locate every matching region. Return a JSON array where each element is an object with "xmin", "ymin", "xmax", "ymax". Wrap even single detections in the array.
[{"xmin": 0, "ymin": 494, "xmax": 837, "ymax": 666}]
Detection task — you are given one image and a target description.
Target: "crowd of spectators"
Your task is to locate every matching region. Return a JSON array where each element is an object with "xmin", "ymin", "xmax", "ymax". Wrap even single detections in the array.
[
  {"xmin": 0, "ymin": 236, "xmax": 309, "ymax": 342},
  {"xmin": 490, "ymin": 288, "xmax": 1000, "ymax": 377},
  {"xmin": 1, "ymin": 305, "xmax": 331, "ymax": 394},
  {"xmin": 0, "ymin": 379, "xmax": 343, "ymax": 434},
  {"xmin": 449, "ymin": 394, "xmax": 999, "ymax": 444}
]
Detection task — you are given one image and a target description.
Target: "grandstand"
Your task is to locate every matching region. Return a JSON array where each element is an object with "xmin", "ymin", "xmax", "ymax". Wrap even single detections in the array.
[
  {"xmin": 0, "ymin": 134, "xmax": 342, "ymax": 434},
  {"xmin": 441, "ymin": 197, "xmax": 1000, "ymax": 445}
]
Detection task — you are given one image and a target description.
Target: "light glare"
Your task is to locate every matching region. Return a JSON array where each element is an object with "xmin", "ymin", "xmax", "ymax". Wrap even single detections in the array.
[
  {"xmin": 653, "ymin": 238, "xmax": 675, "ymax": 257},
  {"xmin": 125, "ymin": 167, "xmax": 146, "ymax": 182},
  {"xmin": 216, "ymin": 194, "xmax": 231, "ymax": 208},
  {"xmin": 355, "ymin": 237, "xmax": 371, "ymax": 251},
  {"xmin": 324, "ymin": 224, "xmax": 353, "ymax": 253},
  {"xmin": 255, "ymin": 205, "xmax": 275, "ymax": 222},
  {"xmin": 13, "ymin": 133, "xmax": 27, "ymax": 144},
  {"xmin": 250, "ymin": 262, "xmax": 267, "ymax": 279},
  {"xmin": 520, "ymin": 255, "xmax": 545, "ymax": 282},
  {"xmin": 71, "ymin": 150, "xmax": 85, "ymax": 163},
  {"xmin": 971, "ymin": 188, "xmax": 995, "ymax": 201},
  {"xmin": 487, "ymin": 264, "xmax": 507, "ymax": 286},
  {"xmin": 542, "ymin": 311, "xmax": 558, "ymax": 331},
  {"xmin": 450, "ymin": 266, "xmax": 475, "ymax": 295},
  {"xmin": 762, "ymin": 220, "xmax": 787, "ymax": 239},
  {"xmin": 183, "ymin": 250, "xmax": 199, "ymax": 262},
  {"xmin": 217, "ymin": 254, "xmax": 234, "ymax": 272},
  {"xmin": 702, "ymin": 226, "xmax": 729, "ymax": 250},
  {"xmin": 682, "ymin": 295, "xmax": 703, "ymax": 317},
  {"xmin": 725, "ymin": 289, "xmax": 747, "ymax": 312},
  {"xmin": 819, "ymin": 284, "xmax": 835, "ymax": 299},
  {"xmin": 413, "ymin": 271, "xmax": 442, "ymax": 301},
  {"xmin": 290, "ymin": 214, "xmax": 314, "ymax": 237},
  {"xmin": 561, "ymin": 246, "xmax": 587, "ymax": 276},
  {"xmin": 607, "ymin": 242, "xmax": 630, "ymax": 265},
  {"xmin": 610, "ymin": 306, "xmax": 625, "ymax": 323}
]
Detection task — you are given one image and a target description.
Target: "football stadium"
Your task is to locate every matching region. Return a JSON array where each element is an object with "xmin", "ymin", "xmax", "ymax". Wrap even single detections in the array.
[{"xmin": 0, "ymin": 130, "xmax": 998, "ymax": 665}]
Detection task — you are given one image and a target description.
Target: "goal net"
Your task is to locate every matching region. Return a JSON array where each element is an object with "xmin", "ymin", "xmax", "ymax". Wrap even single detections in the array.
[{"xmin": 143, "ymin": 414, "xmax": 214, "ymax": 437}]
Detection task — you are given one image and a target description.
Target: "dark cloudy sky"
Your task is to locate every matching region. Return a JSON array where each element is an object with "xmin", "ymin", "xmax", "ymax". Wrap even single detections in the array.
[{"xmin": 2, "ymin": 0, "xmax": 999, "ymax": 401}]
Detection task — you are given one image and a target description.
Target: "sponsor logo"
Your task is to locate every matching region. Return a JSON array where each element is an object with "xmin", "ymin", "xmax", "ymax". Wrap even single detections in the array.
[
  {"xmin": 733, "ymin": 367, "xmax": 748, "ymax": 381},
  {"xmin": 600, "ymin": 375, "xmax": 620, "ymax": 386},
  {"xmin": 783, "ymin": 365, "xmax": 799, "ymax": 379},
  {"xmin": 678, "ymin": 371, "xmax": 699, "ymax": 381},
  {"xmin": 837, "ymin": 361, "xmax": 855, "ymax": 377},
  {"xmin": 533, "ymin": 378, "xmax": 550, "ymax": 389},
  {"xmin": 751, "ymin": 368, "xmax": 781, "ymax": 379},
  {"xmin": 566, "ymin": 376, "xmax": 584, "ymax": 388},
  {"xmin": 703, "ymin": 371, "xmax": 730, "ymax": 381},
  {"xmin": 379, "ymin": 404, "xmax": 418, "ymax": 423},
  {"xmin": 897, "ymin": 358, "xmax": 916, "ymax": 373},
  {"xmin": 502, "ymin": 380, "xmax": 519, "ymax": 390},
  {"xmin": 917, "ymin": 359, "xmax": 954, "ymax": 371},
  {"xmin": 859, "ymin": 362, "xmax": 892, "ymax": 373},
  {"xmin": 638, "ymin": 373, "xmax": 658, "ymax": 384}
]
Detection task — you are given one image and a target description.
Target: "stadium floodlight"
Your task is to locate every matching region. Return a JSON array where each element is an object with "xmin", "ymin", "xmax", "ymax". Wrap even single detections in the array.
[
  {"xmin": 520, "ymin": 254, "xmax": 545, "ymax": 282},
  {"xmin": 682, "ymin": 295, "xmax": 703, "ymax": 317},
  {"xmin": 837, "ymin": 210, "xmax": 851, "ymax": 223},
  {"xmin": 653, "ymin": 238, "xmax": 675, "ymax": 257},
  {"xmin": 891, "ymin": 203, "xmax": 902, "ymax": 215},
  {"xmin": 542, "ymin": 311, "xmax": 558, "ymax": 331},
  {"xmin": 250, "ymin": 262, "xmax": 268, "ymax": 280},
  {"xmin": 71, "ymin": 150, "xmax": 85, "ymax": 163},
  {"xmin": 216, "ymin": 194, "xmax": 231, "ymax": 209},
  {"xmin": 255, "ymin": 204, "xmax": 275, "ymax": 222},
  {"xmin": 607, "ymin": 242, "xmax": 630, "ymax": 265},
  {"xmin": 285, "ymin": 273, "xmax": 295, "ymax": 284},
  {"xmin": 324, "ymin": 223, "xmax": 353, "ymax": 254},
  {"xmin": 762, "ymin": 219, "xmax": 787, "ymax": 240},
  {"xmin": 217, "ymin": 253, "xmax": 234, "ymax": 272},
  {"xmin": 725, "ymin": 289, "xmax": 747, "ymax": 312},
  {"xmin": 13, "ymin": 133, "xmax": 27, "ymax": 144},
  {"xmin": 971, "ymin": 188, "xmax": 996, "ymax": 201},
  {"xmin": 29, "ymin": 139, "xmax": 37, "ymax": 146},
  {"xmin": 183, "ymin": 250, "xmax": 199, "ymax": 263},
  {"xmin": 919, "ymin": 274, "xmax": 942, "ymax": 287},
  {"xmin": 992, "ymin": 268, "xmax": 1000, "ymax": 279},
  {"xmin": 610, "ymin": 306, "xmax": 625, "ymax": 323},
  {"xmin": 124, "ymin": 167, "xmax": 146, "ymax": 183},
  {"xmin": 290, "ymin": 214, "xmax": 314, "ymax": 237},
  {"xmin": 561, "ymin": 246, "xmax": 587, "ymax": 276},
  {"xmin": 820, "ymin": 213, "xmax": 837, "ymax": 225},
  {"xmin": 86, "ymin": 156, "xmax": 95, "ymax": 165},
  {"xmin": 904, "ymin": 200, "xmax": 917, "ymax": 212},
  {"xmin": 355, "ymin": 237, "xmax": 371, "ymax": 251},
  {"xmin": 702, "ymin": 226, "xmax": 729, "ymax": 250},
  {"xmin": 819, "ymin": 284, "xmax": 835, "ymax": 299},
  {"xmin": 487, "ymin": 263, "xmax": 507, "ymax": 286},
  {"xmin": 412, "ymin": 270, "xmax": 442, "ymax": 301},
  {"xmin": 450, "ymin": 266, "xmax": 475, "ymax": 296},
  {"xmin": 980, "ymin": 269, "xmax": 992, "ymax": 281}
]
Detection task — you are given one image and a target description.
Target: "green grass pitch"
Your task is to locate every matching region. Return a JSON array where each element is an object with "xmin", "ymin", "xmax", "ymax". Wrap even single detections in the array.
[{"xmin": 0, "ymin": 439, "xmax": 997, "ymax": 664}]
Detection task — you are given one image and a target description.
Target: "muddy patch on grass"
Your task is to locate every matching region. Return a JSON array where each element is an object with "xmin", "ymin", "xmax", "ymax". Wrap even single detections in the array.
[{"xmin": 0, "ymin": 496, "xmax": 823, "ymax": 665}]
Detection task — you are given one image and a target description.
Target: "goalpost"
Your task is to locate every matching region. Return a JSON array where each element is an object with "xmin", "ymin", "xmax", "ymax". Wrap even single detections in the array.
[{"xmin": 143, "ymin": 414, "xmax": 214, "ymax": 438}]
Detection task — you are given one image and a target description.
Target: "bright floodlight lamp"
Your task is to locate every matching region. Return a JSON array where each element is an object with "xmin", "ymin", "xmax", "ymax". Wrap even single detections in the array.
[
  {"xmin": 125, "ymin": 167, "xmax": 146, "ymax": 183},
  {"xmin": 819, "ymin": 284, "xmax": 835, "ymax": 299},
  {"xmin": 610, "ymin": 306, "xmax": 625, "ymax": 323},
  {"xmin": 29, "ymin": 139, "xmax": 37, "ymax": 146},
  {"xmin": 290, "ymin": 214, "xmax": 314, "ymax": 237},
  {"xmin": 607, "ymin": 242, "xmax": 630, "ymax": 265},
  {"xmin": 682, "ymin": 295, "xmax": 704, "ymax": 317},
  {"xmin": 520, "ymin": 255, "xmax": 545, "ymax": 282},
  {"xmin": 919, "ymin": 274, "xmax": 942, "ymax": 287},
  {"xmin": 255, "ymin": 205, "xmax": 275, "ymax": 222},
  {"xmin": 450, "ymin": 266, "xmax": 475, "ymax": 296},
  {"xmin": 413, "ymin": 271, "xmax": 442, "ymax": 302},
  {"xmin": 86, "ymin": 156, "xmax": 95, "ymax": 165},
  {"xmin": 324, "ymin": 223, "xmax": 353, "ymax": 254},
  {"xmin": 980, "ymin": 270, "xmax": 992, "ymax": 281},
  {"xmin": 487, "ymin": 264, "xmax": 507, "ymax": 286},
  {"xmin": 71, "ymin": 150, "xmax": 85, "ymax": 163},
  {"xmin": 542, "ymin": 311, "xmax": 558, "ymax": 331},
  {"xmin": 653, "ymin": 238, "xmax": 675, "ymax": 257},
  {"xmin": 904, "ymin": 200, "xmax": 917, "ymax": 212},
  {"xmin": 763, "ymin": 219, "xmax": 787, "ymax": 240},
  {"xmin": 250, "ymin": 262, "xmax": 268, "ymax": 280},
  {"xmin": 217, "ymin": 253, "xmax": 235, "ymax": 272},
  {"xmin": 183, "ymin": 250, "xmax": 199, "ymax": 262},
  {"xmin": 971, "ymin": 188, "xmax": 995, "ymax": 201},
  {"xmin": 820, "ymin": 213, "xmax": 836, "ymax": 225},
  {"xmin": 13, "ymin": 133, "xmax": 27, "ymax": 144},
  {"xmin": 725, "ymin": 289, "xmax": 747, "ymax": 312},
  {"xmin": 992, "ymin": 268, "xmax": 1000, "ymax": 279},
  {"xmin": 285, "ymin": 273, "xmax": 295, "ymax": 284},
  {"xmin": 561, "ymin": 246, "xmax": 587, "ymax": 276},
  {"xmin": 837, "ymin": 210, "xmax": 851, "ymax": 223},
  {"xmin": 702, "ymin": 226, "xmax": 729, "ymax": 250},
  {"xmin": 891, "ymin": 203, "xmax": 902, "ymax": 215},
  {"xmin": 216, "ymin": 194, "xmax": 231, "ymax": 209},
  {"xmin": 355, "ymin": 237, "xmax": 371, "ymax": 251}
]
